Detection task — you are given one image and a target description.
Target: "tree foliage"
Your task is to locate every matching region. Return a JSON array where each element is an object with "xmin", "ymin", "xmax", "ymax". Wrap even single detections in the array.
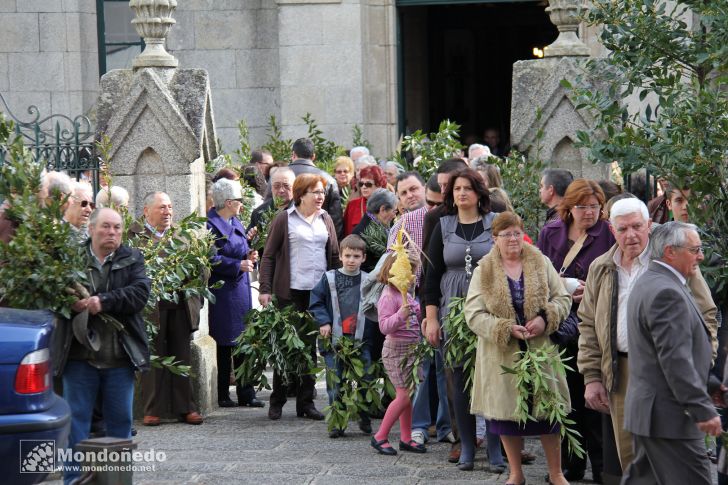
[
  {"xmin": 567, "ymin": 0, "xmax": 728, "ymax": 297},
  {"xmin": 397, "ymin": 120, "xmax": 464, "ymax": 178},
  {"xmin": 0, "ymin": 116, "xmax": 87, "ymax": 318}
]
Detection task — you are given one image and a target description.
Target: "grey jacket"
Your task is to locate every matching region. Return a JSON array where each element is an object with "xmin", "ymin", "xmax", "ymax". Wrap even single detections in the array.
[{"xmin": 624, "ymin": 261, "xmax": 718, "ymax": 439}]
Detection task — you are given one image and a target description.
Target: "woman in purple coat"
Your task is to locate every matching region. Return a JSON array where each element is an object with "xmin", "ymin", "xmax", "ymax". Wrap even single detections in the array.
[
  {"xmin": 537, "ymin": 178, "xmax": 615, "ymax": 483},
  {"xmin": 207, "ymin": 178, "xmax": 263, "ymax": 408}
]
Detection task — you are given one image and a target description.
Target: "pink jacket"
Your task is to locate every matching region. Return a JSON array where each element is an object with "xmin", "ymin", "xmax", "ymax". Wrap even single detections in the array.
[{"xmin": 378, "ymin": 285, "xmax": 421, "ymax": 341}]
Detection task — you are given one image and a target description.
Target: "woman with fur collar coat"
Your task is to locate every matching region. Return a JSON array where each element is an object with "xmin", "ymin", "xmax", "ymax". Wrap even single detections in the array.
[{"xmin": 465, "ymin": 212, "xmax": 571, "ymax": 485}]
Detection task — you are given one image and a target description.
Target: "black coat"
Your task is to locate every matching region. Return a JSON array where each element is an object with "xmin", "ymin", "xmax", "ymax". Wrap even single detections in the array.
[{"xmin": 53, "ymin": 243, "xmax": 152, "ymax": 375}]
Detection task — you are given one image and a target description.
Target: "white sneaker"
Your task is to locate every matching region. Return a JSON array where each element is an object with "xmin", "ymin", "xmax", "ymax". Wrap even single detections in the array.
[
  {"xmin": 411, "ymin": 429, "xmax": 427, "ymax": 445},
  {"xmin": 440, "ymin": 431, "xmax": 456, "ymax": 444}
]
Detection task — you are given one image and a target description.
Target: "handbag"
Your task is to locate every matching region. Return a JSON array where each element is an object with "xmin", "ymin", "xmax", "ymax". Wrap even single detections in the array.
[{"xmin": 550, "ymin": 233, "xmax": 588, "ymax": 345}]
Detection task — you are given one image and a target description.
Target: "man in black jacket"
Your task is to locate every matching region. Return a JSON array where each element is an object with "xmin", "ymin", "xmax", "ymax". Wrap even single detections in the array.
[
  {"xmin": 288, "ymin": 138, "xmax": 344, "ymax": 238},
  {"xmin": 60, "ymin": 207, "xmax": 151, "ymax": 484}
]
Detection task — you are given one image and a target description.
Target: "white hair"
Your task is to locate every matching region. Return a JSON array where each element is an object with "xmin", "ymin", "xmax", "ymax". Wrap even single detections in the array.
[
  {"xmin": 468, "ymin": 143, "xmax": 491, "ymax": 160},
  {"xmin": 649, "ymin": 221, "xmax": 698, "ymax": 259},
  {"xmin": 356, "ymin": 155, "xmax": 376, "ymax": 168},
  {"xmin": 96, "ymin": 186, "xmax": 130, "ymax": 208},
  {"xmin": 350, "ymin": 146, "xmax": 370, "ymax": 159},
  {"xmin": 41, "ymin": 170, "xmax": 73, "ymax": 196},
  {"xmin": 609, "ymin": 198, "xmax": 649, "ymax": 224},
  {"xmin": 212, "ymin": 178, "xmax": 242, "ymax": 210},
  {"xmin": 72, "ymin": 180, "xmax": 93, "ymax": 198}
]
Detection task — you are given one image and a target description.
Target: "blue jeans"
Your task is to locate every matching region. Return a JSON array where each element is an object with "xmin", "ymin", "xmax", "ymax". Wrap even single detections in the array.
[
  {"xmin": 62, "ymin": 360, "xmax": 135, "ymax": 484},
  {"xmin": 411, "ymin": 346, "xmax": 451, "ymax": 441},
  {"xmin": 322, "ymin": 340, "xmax": 373, "ymax": 426}
]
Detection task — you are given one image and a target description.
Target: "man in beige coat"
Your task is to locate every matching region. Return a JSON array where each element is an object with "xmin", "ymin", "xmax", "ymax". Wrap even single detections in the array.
[{"xmin": 577, "ymin": 198, "xmax": 717, "ymax": 471}]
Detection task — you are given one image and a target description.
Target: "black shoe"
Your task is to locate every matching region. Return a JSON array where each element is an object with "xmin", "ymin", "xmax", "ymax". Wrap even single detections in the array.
[
  {"xmin": 239, "ymin": 398, "xmax": 265, "ymax": 408},
  {"xmin": 297, "ymin": 406, "xmax": 324, "ymax": 420},
  {"xmin": 371, "ymin": 437, "xmax": 397, "ymax": 455},
  {"xmin": 218, "ymin": 398, "xmax": 238, "ymax": 408},
  {"xmin": 399, "ymin": 440, "xmax": 426, "ymax": 453},
  {"xmin": 457, "ymin": 461, "xmax": 474, "ymax": 471},
  {"xmin": 592, "ymin": 471, "xmax": 603, "ymax": 484},
  {"xmin": 563, "ymin": 469, "xmax": 585, "ymax": 481},
  {"xmin": 358, "ymin": 419, "xmax": 372, "ymax": 435},
  {"xmin": 268, "ymin": 405, "xmax": 282, "ymax": 420},
  {"xmin": 329, "ymin": 428, "xmax": 344, "ymax": 439}
]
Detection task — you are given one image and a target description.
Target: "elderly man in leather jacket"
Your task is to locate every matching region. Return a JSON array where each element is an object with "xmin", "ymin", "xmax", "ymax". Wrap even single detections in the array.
[{"xmin": 57, "ymin": 207, "xmax": 151, "ymax": 485}]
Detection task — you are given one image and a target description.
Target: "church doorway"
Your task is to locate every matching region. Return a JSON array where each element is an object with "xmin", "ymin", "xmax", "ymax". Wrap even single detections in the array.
[{"xmin": 397, "ymin": 1, "xmax": 558, "ymax": 152}]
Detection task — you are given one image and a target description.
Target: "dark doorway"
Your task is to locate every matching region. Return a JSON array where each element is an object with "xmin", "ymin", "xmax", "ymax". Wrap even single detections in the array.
[{"xmin": 399, "ymin": 2, "xmax": 557, "ymax": 150}]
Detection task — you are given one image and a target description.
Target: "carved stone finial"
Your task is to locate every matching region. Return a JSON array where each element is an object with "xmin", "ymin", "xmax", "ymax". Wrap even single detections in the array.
[
  {"xmin": 129, "ymin": 0, "xmax": 179, "ymax": 68},
  {"xmin": 543, "ymin": 0, "xmax": 590, "ymax": 57}
]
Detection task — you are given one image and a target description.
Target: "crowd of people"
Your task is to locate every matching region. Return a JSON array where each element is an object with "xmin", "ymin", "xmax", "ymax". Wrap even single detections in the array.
[{"xmin": 2, "ymin": 134, "xmax": 726, "ymax": 485}]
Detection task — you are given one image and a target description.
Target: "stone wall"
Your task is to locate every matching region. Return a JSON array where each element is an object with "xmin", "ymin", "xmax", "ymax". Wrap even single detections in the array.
[{"xmin": 0, "ymin": 0, "xmax": 98, "ymax": 118}]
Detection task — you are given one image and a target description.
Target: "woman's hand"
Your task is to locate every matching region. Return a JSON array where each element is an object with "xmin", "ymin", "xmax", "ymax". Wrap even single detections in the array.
[
  {"xmin": 259, "ymin": 293, "xmax": 272, "ymax": 307},
  {"xmin": 525, "ymin": 315, "xmax": 546, "ymax": 338},
  {"xmin": 240, "ymin": 260, "xmax": 255, "ymax": 272},
  {"xmin": 425, "ymin": 318, "xmax": 441, "ymax": 346},
  {"xmin": 571, "ymin": 279, "xmax": 586, "ymax": 303},
  {"xmin": 248, "ymin": 250, "xmax": 259, "ymax": 264},
  {"xmin": 510, "ymin": 324, "xmax": 529, "ymax": 340},
  {"xmin": 246, "ymin": 226, "xmax": 258, "ymax": 241}
]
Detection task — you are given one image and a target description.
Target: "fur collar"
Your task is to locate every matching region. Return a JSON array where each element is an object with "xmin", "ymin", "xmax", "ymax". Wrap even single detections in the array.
[{"xmin": 479, "ymin": 242, "xmax": 550, "ymax": 322}]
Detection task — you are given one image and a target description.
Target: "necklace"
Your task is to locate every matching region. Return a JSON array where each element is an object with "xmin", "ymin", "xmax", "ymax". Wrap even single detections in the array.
[{"xmin": 458, "ymin": 217, "xmax": 481, "ymax": 279}]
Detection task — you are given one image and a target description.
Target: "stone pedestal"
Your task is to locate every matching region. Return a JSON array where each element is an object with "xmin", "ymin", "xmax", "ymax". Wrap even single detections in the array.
[
  {"xmin": 510, "ymin": 56, "xmax": 609, "ymax": 179},
  {"xmin": 95, "ymin": 65, "xmax": 219, "ymax": 415}
]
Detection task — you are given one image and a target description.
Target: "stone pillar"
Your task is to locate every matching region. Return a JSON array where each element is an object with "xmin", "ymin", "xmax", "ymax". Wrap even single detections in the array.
[
  {"xmin": 95, "ymin": 0, "xmax": 218, "ymax": 415},
  {"xmin": 510, "ymin": 0, "xmax": 608, "ymax": 179}
]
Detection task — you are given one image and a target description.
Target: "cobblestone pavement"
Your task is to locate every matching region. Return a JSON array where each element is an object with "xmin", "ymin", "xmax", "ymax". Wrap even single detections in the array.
[{"xmin": 47, "ymin": 375, "xmax": 604, "ymax": 485}]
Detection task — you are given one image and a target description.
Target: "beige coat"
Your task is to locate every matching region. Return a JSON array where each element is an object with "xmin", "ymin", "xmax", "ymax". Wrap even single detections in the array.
[
  {"xmin": 465, "ymin": 242, "xmax": 571, "ymax": 421},
  {"xmin": 577, "ymin": 244, "xmax": 718, "ymax": 391}
]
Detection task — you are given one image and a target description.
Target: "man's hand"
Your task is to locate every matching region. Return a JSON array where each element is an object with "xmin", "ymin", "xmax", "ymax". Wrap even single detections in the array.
[
  {"xmin": 259, "ymin": 293, "xmax": 272, "ymax": 307},
  {"xmin": 71, "ymin": 299, "xmax": 87, "ymax": 313},
  {"xmin": 697, "ymin": 416, "xmax": 723, "ymax": 437},
  {"xmin": 320, "ymin": 324, "xmax": 332, "ymax": 338},
  {"xmin": 584, "ymin": 381, "xmax": 610, "ymax": 414},
  {"xmin": 86, "ymin": 296, "xmax": 102, "ymax": 315},
  {"xmin": 425, "ymin": 318, "xmax": 440, "ymax": 346}
]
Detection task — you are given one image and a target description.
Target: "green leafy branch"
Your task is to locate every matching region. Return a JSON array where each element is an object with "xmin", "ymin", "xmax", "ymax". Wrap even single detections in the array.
[
  {"xmin": 321, "ymin": 336, "xmax": 392, "ymax": 433},
  {"xmin": 399, "ymin": 119, "xmax": 463, "ymax": 178},
  {"xmin": 360, "ymin": 219, "xmax": 388, "ymax": 261},
  {"xmin": 442, "ymin": 297, "xmax": 477, "ymax": 390},
  {"xmin": 501, "ymin": 341, "xmax": 584, "ymax": 458},
  {"xmin": 233, "ymin": 299, "xmax": 318, "ymax": 391},
  {"xmin": 400, "ymin": 339, "xmax": 436, "ymax": 394}
]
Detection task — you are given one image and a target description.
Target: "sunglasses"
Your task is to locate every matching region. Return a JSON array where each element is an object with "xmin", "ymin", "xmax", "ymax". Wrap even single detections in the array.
[
  {"xmin": 358, "ymin": 181, "xmax": 375, "ymax": 188},
  {"xmin": 78, "ymin": 200, "xmax": 95, "ymax": 209}
]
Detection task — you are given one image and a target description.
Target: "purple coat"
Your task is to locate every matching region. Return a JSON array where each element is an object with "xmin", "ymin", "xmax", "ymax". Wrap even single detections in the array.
[
  {"xmin": 207, "ymin": 208, "xmax": 252, "ymax": 346},
  {"xmin": 537, "ymin": 219, "xmax": 615, "ymax": 282}
]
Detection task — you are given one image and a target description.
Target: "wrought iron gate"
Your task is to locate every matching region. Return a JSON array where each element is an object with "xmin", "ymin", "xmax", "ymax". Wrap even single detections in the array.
[{"xmin": 0, "ymin": 93, "xmax": 100, "ymax": 194}]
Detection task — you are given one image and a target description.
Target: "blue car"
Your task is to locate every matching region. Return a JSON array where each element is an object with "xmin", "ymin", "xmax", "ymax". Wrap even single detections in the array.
[{"xmin": 0, "ymin": 308, "xmax": 71, "ymax": 485}]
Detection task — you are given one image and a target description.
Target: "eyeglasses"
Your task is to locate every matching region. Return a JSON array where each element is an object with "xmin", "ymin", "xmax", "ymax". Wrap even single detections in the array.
[
  {"xmin": 335, "ymin": 169, "xmax": 350, "ymax": 175},
  {"xmin": 358, "ymin": 181, "xmax": 375, "ymax": 188},
  {"xmin": 573, "ymin": 204, "xmax": 601, "ymax": 211},
  {"xmin": 73, "ymin": 196, "xmax": 95, "ymax": 209},
  {"xmin": 496, "ymin": 232, "xmax": 523, "ymax": 240},
  {"xmin": 272, "ymin": 183, "xmax": 291, "ymax": 191},
  {"xmin": 307, "ymin": 190, "xmax": 326, "ymax": 197},
  {"xmin": 227, "ymin": 198, "xmax": 244, "ymax": 203},
  {"xmin": 676, "ymin": 245, "xmax": 704, "ymax": 255}
]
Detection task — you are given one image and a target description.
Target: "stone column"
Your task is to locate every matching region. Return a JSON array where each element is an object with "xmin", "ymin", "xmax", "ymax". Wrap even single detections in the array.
[
  {"xmin": 510, "ymin": 0, "xmax": 608, "ymax": 179},
  {"xmin": 95, "ymin": 0, "xmax": 218, "ymax": 415}
]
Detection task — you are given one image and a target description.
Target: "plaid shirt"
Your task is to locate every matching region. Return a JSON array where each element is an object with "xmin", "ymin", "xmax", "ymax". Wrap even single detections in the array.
[{"xmin": 387, "ymin": 205, "xmax": 427, "ymax": 286}]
